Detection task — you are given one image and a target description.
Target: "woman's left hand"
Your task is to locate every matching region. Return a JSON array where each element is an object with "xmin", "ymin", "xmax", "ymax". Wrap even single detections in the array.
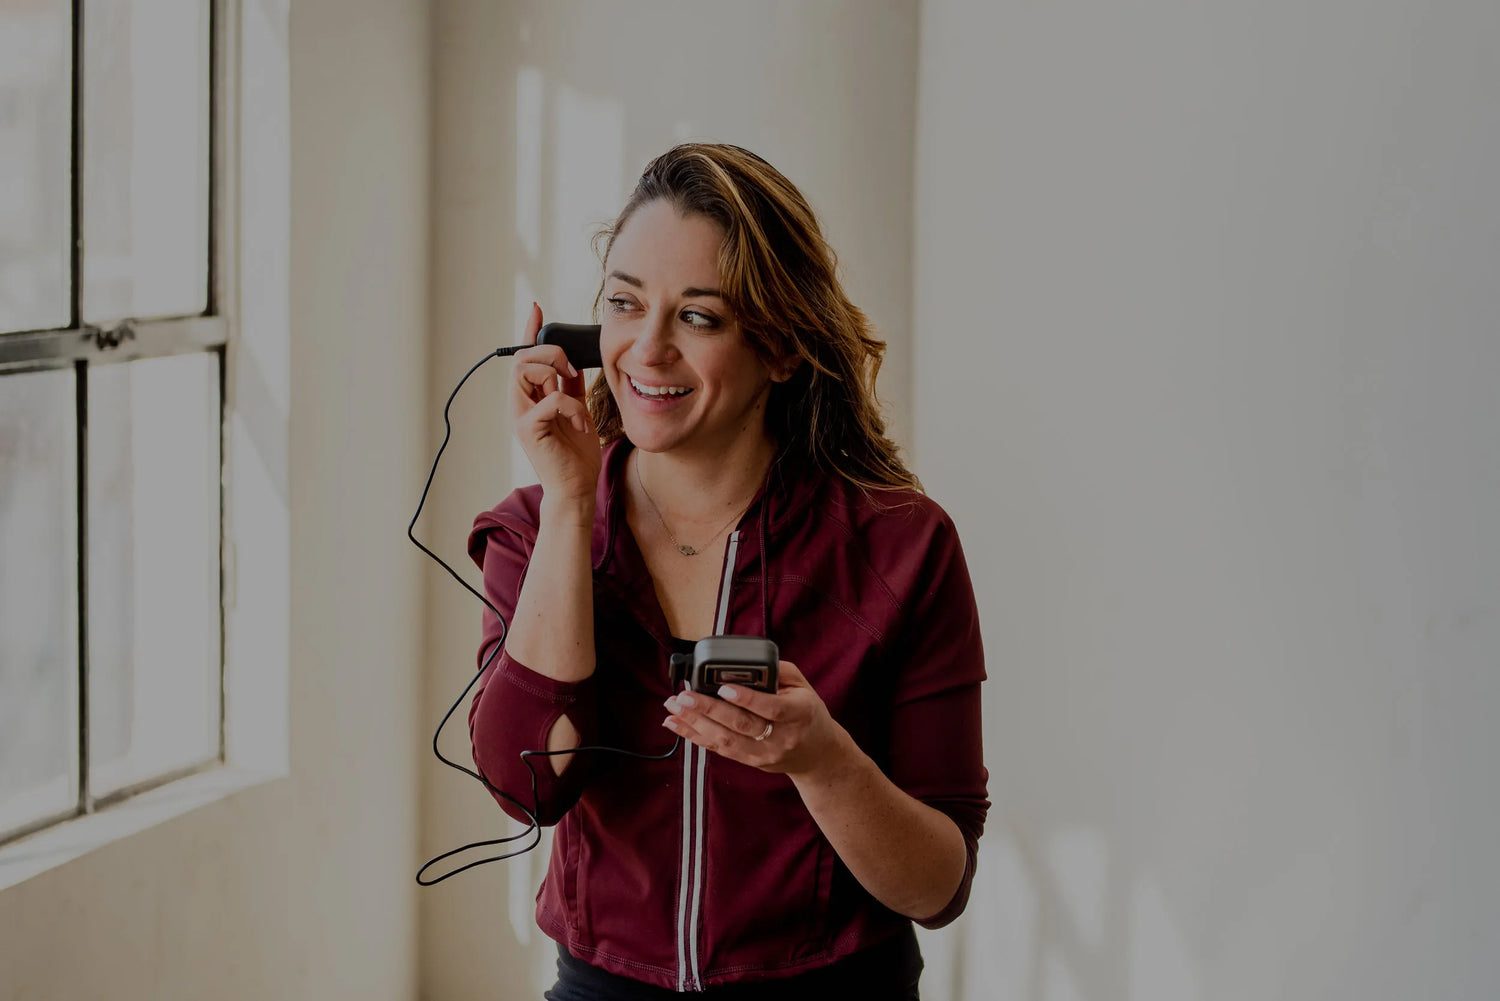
[{"xmin": 661, "ymin": 660, "xmax": 849, "ymax": 777}]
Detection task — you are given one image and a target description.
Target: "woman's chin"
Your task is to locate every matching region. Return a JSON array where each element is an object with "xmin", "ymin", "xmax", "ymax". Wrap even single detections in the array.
[{"xmin": 620, "ymin": 419, "xmax": 686, "ymax": 455}]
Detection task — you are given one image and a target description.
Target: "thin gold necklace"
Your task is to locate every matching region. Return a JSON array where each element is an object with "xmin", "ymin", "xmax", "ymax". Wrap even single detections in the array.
[{"xmin": 635, "ymin": 456, "xmax": 751, "ymax": 557}]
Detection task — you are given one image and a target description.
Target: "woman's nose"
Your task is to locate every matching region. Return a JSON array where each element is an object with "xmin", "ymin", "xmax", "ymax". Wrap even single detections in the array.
[{"xmin": 631, "ymin": 311, "xmax": 677, "ymax": 365}]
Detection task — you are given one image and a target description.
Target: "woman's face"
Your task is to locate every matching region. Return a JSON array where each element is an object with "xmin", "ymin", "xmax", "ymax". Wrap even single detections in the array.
[{"xmin": 600, "ymin": 199, "xmax": 785, "ymax": 457}]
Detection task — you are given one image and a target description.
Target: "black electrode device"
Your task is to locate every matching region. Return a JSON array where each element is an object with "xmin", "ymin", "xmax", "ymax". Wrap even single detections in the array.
[
  {"xmin": 532, "ymin": 322, "xmax": 602, "ymax": 369},
  {"xmin": 407, "ymin": 324, "xmax": 778, "ymax": 885},
  {"xmin": 671, "ymin": 636, "xmax": 779, "ymax": 696}
]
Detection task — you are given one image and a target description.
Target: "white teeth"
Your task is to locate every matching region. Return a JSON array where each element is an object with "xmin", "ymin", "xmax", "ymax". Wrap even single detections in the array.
[{"xmin": 629, "ymin": 376, "xmax": 691, "ymax": 397}]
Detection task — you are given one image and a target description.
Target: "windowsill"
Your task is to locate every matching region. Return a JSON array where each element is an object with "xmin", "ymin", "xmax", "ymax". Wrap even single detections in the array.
[{"xmin": 0, "ymin": 763, "xmax": 285, "ymax": 893}]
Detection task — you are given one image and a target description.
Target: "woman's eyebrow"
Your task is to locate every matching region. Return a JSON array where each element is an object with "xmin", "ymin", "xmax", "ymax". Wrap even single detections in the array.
[{"xmin": 608, "ymin": 271, "xmax": 723, "ymax": 300}]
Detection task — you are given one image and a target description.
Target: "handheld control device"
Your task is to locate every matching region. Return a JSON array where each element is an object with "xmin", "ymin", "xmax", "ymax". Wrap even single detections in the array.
[{"xmin": 670, "ymin": 636, "xmax": 779, "ymax": 696}]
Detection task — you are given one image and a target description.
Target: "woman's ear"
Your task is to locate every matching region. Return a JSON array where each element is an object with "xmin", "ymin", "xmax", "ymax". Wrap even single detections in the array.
[{"xmin": 770, "ymin": 356, "xmax": 802, "ymax": 384}]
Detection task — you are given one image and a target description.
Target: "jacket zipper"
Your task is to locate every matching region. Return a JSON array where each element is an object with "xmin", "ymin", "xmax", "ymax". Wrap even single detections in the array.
[{"xmin": 676, "ymin": 529, "xmax": 741, "ymax": 991}]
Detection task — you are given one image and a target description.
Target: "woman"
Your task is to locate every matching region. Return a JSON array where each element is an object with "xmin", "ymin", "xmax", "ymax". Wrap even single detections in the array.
[{"xmin": 468, "ymin": 144, "xmax": 987, "ymax": 1000}]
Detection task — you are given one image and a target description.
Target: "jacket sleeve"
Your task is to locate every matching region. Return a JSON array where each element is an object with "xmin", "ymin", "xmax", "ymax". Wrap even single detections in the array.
[
  {"xmin": 466, "ymin": 513, "xmax": 599, "ymax": 826},
  {"xmin": 885, "ymin": 510, "xmax": 989, "ymax": 929}
]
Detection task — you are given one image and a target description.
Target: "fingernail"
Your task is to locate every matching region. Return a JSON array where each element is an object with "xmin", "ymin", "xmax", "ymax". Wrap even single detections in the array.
[
  {"xmin": 664, "ymin": 697, "xmax": 680, "ymax": 714},
  {"xmin": 676, "ymin": 693, "xmax": 696, "ymax": 707},
  {"xmin": 566, "ymin": 361, "xmax": 578, "ymax": 377},
  {"xmin": 662, "ymin": 718, "xmax": 679, "ymax": 731},
  {"xmin": 719, "ymin": 686, "xmax": 739, "ymax": 701}
]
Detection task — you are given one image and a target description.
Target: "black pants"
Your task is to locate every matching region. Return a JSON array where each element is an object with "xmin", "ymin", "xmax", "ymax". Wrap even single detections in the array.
[{"xmin": 544, "ymin": 929, "xmax": 923, "ymax": 1001}]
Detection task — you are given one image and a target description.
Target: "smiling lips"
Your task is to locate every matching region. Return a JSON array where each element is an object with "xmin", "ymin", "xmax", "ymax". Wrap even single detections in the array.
[{"xmin": 628, "ymin": 374, "xmax": 693, "ymax": 403}]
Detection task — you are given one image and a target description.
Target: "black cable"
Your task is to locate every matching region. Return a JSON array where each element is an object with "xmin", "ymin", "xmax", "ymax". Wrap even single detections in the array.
[{"xmin": 409, "ymin": 345, "xmax": 682, "ymax": 885}]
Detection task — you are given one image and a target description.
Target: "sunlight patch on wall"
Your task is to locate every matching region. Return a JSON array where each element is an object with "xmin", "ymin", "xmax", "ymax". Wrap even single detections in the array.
[
  {"xmin": 1043, "ymin": 947, "xmax": 1083, "ymax": 1001},
  {"xmin": 1129, "ymin": 875, "xmax": 1199, "ymax": 1001},
  {"xmin": 509, "ymin": 270, "xmax": 541, "ymax": 491},
  {"xmin": 918, "ymin": 827, "xmax": 1037, "ymax": 1000},
  {"xmin": 549, "ymin": 84, "xmax": 625, "ymax": 319},
  {"xmin": 515, "ymin": 67, "xmax": 543, "ymax": 264},
  {"xmin": 1045, "ymin": 826, "xmax": 1109, "ymax": 950}
]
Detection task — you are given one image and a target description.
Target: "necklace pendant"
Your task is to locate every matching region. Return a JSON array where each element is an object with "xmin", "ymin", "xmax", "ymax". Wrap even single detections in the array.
[{"xmin": 676, "ymin": 544, "xmax": 699, "ymax": 557}]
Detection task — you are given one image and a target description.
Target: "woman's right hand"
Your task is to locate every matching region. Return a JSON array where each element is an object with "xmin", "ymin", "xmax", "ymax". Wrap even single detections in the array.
[{"xmin": 511, "ymin": 302, "xmax": 602, "ymax": 511}]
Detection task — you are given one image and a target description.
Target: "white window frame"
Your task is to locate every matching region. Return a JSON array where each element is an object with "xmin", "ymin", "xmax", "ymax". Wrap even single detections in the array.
[{"xmin": 0, "ymin": 0, "xmax": 290, "ymax": 893}]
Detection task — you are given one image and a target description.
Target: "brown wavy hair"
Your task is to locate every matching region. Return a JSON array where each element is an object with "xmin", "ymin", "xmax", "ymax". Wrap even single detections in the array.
[{"xmin": 587, "ymin": 143, "xmax": 919, "ymax": 494}]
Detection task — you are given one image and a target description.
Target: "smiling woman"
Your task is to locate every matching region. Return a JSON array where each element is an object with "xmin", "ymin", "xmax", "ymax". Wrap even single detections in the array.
[
  {"xmin": 598, "ymin": 202, "xmax": 790, "ymax": 471},
  {"xmin": 467, "ymin": 144, "xmax": 989, "ymax": 1000},
  {"xmin": 585, "ymin": 145, "xmax": 915, "ymax": 497}
]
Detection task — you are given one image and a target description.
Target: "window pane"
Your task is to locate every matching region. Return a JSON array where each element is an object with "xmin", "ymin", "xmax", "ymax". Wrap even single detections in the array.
[
  {"xmin": 82, "ymin": 0, "xmax": 209, "ymax": 323},
  {"xmin": 0, "ymin": 369, "xmax": 80, "ymax": 837},
  {"xmin": 0, "ymin": 1, "xmax": 72, "ymax": 335},
  {"xmin": 88, "ymin": 352, "xmax": 220, "ymax": 796}
]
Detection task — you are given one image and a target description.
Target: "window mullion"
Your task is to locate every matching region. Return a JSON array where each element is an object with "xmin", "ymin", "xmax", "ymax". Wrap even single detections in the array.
[
  {"xmin": 69, "ymin": 0, "xmax": 84, "ymax": 328},
  {"xmin": 71, "ymin": 0, "xmax": 89, "ymax": 817},
  {"xmin": 75, "ymin": 359, "xmax": 92, "ymax": 816}
]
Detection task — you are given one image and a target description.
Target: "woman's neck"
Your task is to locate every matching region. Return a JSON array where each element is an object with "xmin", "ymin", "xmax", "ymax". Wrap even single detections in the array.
[{"xmin": 632, "ymin": 432, "xmax": 777, "ymax": 525}]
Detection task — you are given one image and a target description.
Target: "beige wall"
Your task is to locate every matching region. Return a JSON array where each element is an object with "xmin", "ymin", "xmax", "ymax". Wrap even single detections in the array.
[
  {"xmin": 421, "ymin": 2, "xmax": 919, "ymax": 998},
  {"xmin": 18, "ymin": 3, "xmax": 1491, "ymax": 999},
  {"xmin": 0, "ymin": 0, "xmax": 429, "ymax": 997},
  {"xmin": 913, "ymin": 1, "xmax": 1500, "ymax": 999}
]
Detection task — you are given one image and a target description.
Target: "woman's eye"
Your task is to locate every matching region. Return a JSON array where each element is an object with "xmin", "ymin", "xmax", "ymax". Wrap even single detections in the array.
[
  {"xmin": 681, "ymin": 309, "xmax": 718, "ymax": 329},
  {"xmin": 606, "ymin": 297, "xmax": 637, "ymax": 313}
]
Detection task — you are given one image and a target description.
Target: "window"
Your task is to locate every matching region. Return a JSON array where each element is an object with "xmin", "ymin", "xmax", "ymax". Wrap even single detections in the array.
[{"xmin": 1, "ymin": 0, "xmax": 227, "ymax": 847}]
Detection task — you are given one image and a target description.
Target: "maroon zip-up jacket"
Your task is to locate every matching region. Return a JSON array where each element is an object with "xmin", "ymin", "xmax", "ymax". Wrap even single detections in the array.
[{"xmin": 467, "ymin": 440, "xmax": 988, "ymax": 991}]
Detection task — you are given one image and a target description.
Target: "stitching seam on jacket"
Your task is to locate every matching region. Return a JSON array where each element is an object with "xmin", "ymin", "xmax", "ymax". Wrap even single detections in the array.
[
  {"xmin": 750, "ymin": 573, "xmax": 887, "ymax": 645},
  {"xmin": 813, "ymin": 507, "xmax": 904, "ymax": 612},
  {"xmin": 499, "ymin": 662, "xmax": 583, "ymax": 705}
]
